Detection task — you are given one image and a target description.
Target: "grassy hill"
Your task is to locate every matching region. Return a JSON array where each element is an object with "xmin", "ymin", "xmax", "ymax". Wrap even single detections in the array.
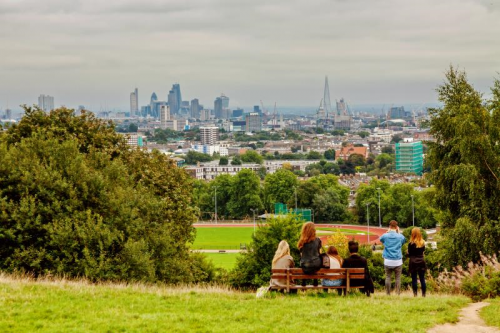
[{"xmin": 0, "ymin": 274, "xmax": 470, "ymax": 333}]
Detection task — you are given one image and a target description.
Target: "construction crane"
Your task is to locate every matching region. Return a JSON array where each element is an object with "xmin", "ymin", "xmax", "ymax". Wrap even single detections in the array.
[{"xmin": 260, "ymin": 100, "xmax": 268, "ymax": 116}]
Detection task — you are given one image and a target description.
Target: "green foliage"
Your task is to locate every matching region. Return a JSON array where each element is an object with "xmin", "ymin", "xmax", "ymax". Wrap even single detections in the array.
[
  {"xmin": 219, "ymin": 156, "xmax": 229, "ymax": 165},
  {"xmin": 304, "ymin": 175, "xmax": 350, "ymax": 222},
  {"xmin": 227, "ymin": 169, "xmax": 263, "ymax": 218},
  {"xmin": 230, "ymin": 215, "xmax": 303, "ymax": 288},
  {"xmin": 391, "ymin": 134, "xmax": 403, "ymax": 143},
  {"xmin": 264, "ymin": 169, "xmax": 299, "ymax": 211},
  {"xmin": 481, "ymin": 298, "xmax": 500, "ymax": 328},
  {"xmin": 381, "ymin": 146, "xmax": 394, "ymax": 154},
  {"xmin": 231, "ymin": 156, "xmax": 242, "ymax": 165},
  {"xmin": 240, "ymin": 150, "xmax": 264, "ymax": 164},
  {"xmin": 402, "ymin": 227, "xmax": 428, "ymax": 241},
  {"xmin": 306, "ymin": 151, "xmax": 322, "ymax": 160},
  {"xmin": 128, "ymin": 123, "xmax": 138, "ymax": 132},
  {"xmin": 185, "ymin": 150, "xmax": 213, "ymax": 165},
  {"xmin": 427, "ymin": 67, "xmax": 500, "ymax": 266},
  {"xmin": 357, "ymin": 131, "xmax": 370, "ymax": 138},
  {"xmin": 0, "ymin": 107, "xmax": 199, "ymax": 283},
  {"xmin": 324, "ymin": 149, "xmax": 335, "ymax": 160},
  {"xmin": 324, "ymin": 230, "xmax": 349, "ymax": 258}
]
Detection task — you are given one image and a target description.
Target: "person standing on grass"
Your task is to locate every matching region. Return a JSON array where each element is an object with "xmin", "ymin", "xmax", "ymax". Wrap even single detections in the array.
[
  {"xmin": 270, "ymin": 240, "xmax": 296, "ymax": 290},
  {"xmin": 408, "ymin": 228, "xmax": 427, "ymax": 297},
  {"xmin": 379, "ymin": 220, "xmax": 406, "ymax": 295},
  {"xmin": 297, "ymin": 222, "xmax": 322, "ymax": 286}
]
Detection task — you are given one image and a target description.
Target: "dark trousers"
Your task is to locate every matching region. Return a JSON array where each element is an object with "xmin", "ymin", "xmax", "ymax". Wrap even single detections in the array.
[{"xmin": 411, "ymin": 271, "xmax": 426, "ymax": 296}]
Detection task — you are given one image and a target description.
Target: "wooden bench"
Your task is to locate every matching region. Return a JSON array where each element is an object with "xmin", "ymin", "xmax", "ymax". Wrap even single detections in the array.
[{"xmin": 270, "ymin": 268, "xmax": 366, "ymax": 295}]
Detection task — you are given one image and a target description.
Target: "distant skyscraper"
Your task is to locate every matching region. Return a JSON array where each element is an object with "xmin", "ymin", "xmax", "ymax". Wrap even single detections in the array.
[
  {"xmin": 160, "ymin": 105, "xmax": 171, "ymax": 129},
  {"xmin": 336, "ymin": 98, "xmax": 348, "ymax": 116},
  {"xmin": 232, "ymin": 108, "xmax": 244, "ymax": 118},
  {"xmin": 150, "ymin": 92, "xmax": 158, "ymax": 106},
  {"xmin": 323, "ymin": 76, "xmax": 333, "ymax": 117},
  {"xmin": 38, "ymin": 94, "xmax": 54, "ymax": 112},
  {"xmin": 200, "ymin": 127, "xmax": 219, "ymax": 145},
  {"xmin": 389, "ymin": 106, "xmax": 405, "ymax": 119},
  {"xmin": 5, "ymin": 108, "xmax": 12, "ymax": 119},
  {"xmin": 214, "ymin": 94, "xmax": 229, "ymax": 119},
  {"xmin": 130, "ymin": 88, "xmax": 139, "ymax": 116},
  {"xmin": 190, "ymin": 99, "xmax": 201, "ymax": 119},
  {"xmin": 245, "ymin": 112, "xmax": 262, "ymax": 132},
  {"xmin": 168, "ymin": 84, "xmax": 182, "ymax": 114}
]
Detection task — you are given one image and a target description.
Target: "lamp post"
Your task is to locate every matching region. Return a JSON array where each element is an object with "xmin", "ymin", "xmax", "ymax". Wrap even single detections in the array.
[
  {"xmin": 214, "ymin": 186, "xmax": 218, "ymax": 224},
  {"xmin": 377, "ymin": 187, "xmax": 381, "ymax": 228},
  {"xmin": 310, "ymin": 208, "xmax": 315, "ymax": 223},
  {"xmin": 294, "ymin": 187, "xmax": 298, "ymax": 210},
  {"xmin": 366, "ymin": 202, "xmax": 371, "ymax": 244},
  {"xmin": 250, "ymin": 208, "xmax": 257, "ymax": 234},
  {"xmin": 411, "ymin": 194, "xmax": 415, "ymax": 227}
]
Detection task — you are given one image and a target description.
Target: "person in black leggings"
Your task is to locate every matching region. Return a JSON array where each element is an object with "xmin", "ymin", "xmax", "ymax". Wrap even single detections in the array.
[{"xmin": 408, "ymin": 227, "xmax": 427, "ymax": 297}]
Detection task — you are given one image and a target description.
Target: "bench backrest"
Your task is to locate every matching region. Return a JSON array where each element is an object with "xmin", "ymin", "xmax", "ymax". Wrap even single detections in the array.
[{"xmin": 271, "ymin": 268, "xmax": 365, "ymax": 280}]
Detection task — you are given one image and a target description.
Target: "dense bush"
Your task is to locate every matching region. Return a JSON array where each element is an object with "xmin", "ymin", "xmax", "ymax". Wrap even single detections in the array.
[
  {"xmin": 229, "ymin": 215, "xmax": 303, "ymax": 289},
  {"xmin": 0, "ymin": 107, "xmax": 199, "ymax": 283}
]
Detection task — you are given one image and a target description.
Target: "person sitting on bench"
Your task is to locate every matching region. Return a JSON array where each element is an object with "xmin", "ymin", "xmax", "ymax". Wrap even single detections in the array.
[
  {"xmin": 342, "ymin": 241, "xmax": 374, "ymax": 296},
  {"xmin": 297, "ymin": 222, "xmax": 322, "ymax": 286},
  {"xmin": 321, "ymin": 245, "xmax": 344, "ymax": 288},
  {"xmin": 270, "ymin": 240, "xmax": 296, "ymax": 291}
]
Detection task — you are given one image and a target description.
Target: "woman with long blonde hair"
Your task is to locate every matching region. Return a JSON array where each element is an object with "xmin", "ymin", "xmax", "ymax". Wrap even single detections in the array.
[
  {"xmin": 408, "ymin": 227, "xmax": 427, "ymax": 297},
  {"xmin": 297, "ymin": 222, "xmax": 322, "ymax": 285},
  {"xmin": 270, "ymin": 240, "xmax": 295, "ymax": 289}
]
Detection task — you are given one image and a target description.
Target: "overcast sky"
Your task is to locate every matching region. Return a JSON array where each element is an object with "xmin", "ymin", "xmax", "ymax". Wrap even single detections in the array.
[{"xmin": 1, "ymin": 0, "xmax": 499, "ymax": 112}]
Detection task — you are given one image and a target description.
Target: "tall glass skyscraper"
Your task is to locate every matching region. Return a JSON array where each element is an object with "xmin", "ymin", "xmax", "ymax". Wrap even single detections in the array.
[{"xmin": 168, "ymin": 84, "xmax": 182, "ymax": 114}]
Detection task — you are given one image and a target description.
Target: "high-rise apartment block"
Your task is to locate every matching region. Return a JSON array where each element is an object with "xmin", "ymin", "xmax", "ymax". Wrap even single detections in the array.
[
  {"xmin": 130, "ymin": 88, "xmax": 139, "ymax": 116},
  {"xmin": 200, "ymin": 126, "xmax": 219, "ymax": 145},
  {"xmin": 245, "ymin": 112, "xmax": 262, "ymax": 132},
  {"xmin": 160, "ymin": 105, "xmax": 171, "ymax": 129},
  {"xmin": 214, "ymin": 94, "xmax": 230, "ymax": 119},
  {"xmin": 38, "ymin": 94, "xmax": 54, "ymax": 112},
  {"xmin": 200, "ymin": 109, "xmax": 211, "ymax": 121},
  {"xmin": 395, "ymin": 140, "xmax": 423, "ymax": 175}
]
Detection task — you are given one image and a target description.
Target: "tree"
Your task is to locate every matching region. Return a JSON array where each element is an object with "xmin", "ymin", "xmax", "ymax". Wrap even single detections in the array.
[
  {"xmin": 391, "ymin": 134, "xmax": 403, "ymax": 144},
  {"xmin": 185, "ymin": 151, "xmax": 213, "ymax": 165},
  {"xmin": 324, "ymin": 149, "xmax": 335, "ymax": 160},
  {"xmin": 382, "ymin": 146, "xmax": 395, "ymax": 155},
  {"xmin": 128, "ymin": 123, "xmax": 138, "ymax": 132},
  {"xmin": 306, "ymin": 151, "xmax": 322, "ymax": 160},
  {"xmin": 348, "ymin": 153, "xmax": 366, "ymax": 167},
  {"xmin": 227, "ymin": 169, "xmax": 263, "ymax": 218},
  {"xmin": 0, "ymin": 107, "xmax": 199, "ymax": 283},
  {"xmin": 264, "ymin": 169, "xmax": 299, "ymax": 211},
  {"xmin": 376, "ymin": 153, "xmax": 394, "ymax": 169},
  {"xmin": 357, "ymin": 131, "xmax": 370, "ymax": 138},
  {"xmin": 219, "ymin": 156, "xmax": 229, "ymax": 165},
  {"xmin": 231, "ymin": 156, "xmax": 242, "ymax": 165},
  {"xmin": 240, "ymin": 150, "xmax": 264, "ymax": 164},
  {"xmin": 230, "ymin": 215, "xmax": 303, "ymax": 288},
  {"xmin": 427, "ymin": 67, "xmax": 500, "ymax": 266}
]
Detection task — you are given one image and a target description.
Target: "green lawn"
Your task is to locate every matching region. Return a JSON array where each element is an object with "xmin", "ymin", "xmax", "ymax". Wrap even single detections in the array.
[
  {"xmin": 0, "ymin": 276, "xmax": 469, "ymax": 333},
  {"xmin": 204, "ymin": 252, "xmax": 240, "ymax": 270},
  {"xmin": 316, "ymin": 227, "xmax": 375, "ymax": 235},
  {"xmin": 481, "ymin": 298, "xmax": 500, "ymax": 328},
  {"xmin": 192, "ymin": 227, "xmax": 254, "ymax": 249}
]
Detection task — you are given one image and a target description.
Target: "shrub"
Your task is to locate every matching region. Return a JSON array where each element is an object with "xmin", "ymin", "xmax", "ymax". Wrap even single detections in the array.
[
  {"xmin": 434, "ymin": 253, "xmax": 500, "ymax": 301},
  {"xmin": 229, "ymin": 214, "xmax": 303, "ymax": 289},
  {"xmin": 324, "ymin": 230, "xmax": 349, "ymax": 258}
]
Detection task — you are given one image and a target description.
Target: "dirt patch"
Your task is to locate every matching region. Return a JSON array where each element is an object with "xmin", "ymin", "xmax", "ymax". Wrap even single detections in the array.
[{"xmin": 428, "ymin": 302, "xmax": 500, "ymax": 333}]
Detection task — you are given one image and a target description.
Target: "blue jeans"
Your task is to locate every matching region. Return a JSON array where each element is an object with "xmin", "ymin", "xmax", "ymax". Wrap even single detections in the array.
[{"xmin": 322, "ymin": 279, "xmax": 343, "ymax": 287}]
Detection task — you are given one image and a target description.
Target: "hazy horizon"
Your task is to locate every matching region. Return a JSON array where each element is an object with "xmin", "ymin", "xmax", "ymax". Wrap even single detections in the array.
[{"xmin": 1, "ymin": 0, "xmax": 499, "ymax": 112}]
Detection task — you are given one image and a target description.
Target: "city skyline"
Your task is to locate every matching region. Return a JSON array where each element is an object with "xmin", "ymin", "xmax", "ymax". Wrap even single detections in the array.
[{"xmin": 1, "ymin": 0, "xmax": 499, "ymax": 111}]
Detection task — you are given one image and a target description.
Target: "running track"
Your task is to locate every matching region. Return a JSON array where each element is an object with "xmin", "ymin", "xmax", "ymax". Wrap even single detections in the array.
[{"xmin": 193, "ymin": 223, "xmax": 387, "ymax": 245}]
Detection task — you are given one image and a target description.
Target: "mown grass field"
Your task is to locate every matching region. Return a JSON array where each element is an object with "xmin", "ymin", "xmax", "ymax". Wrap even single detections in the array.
[
  {"xmin": 0, "ymin": 275, "xmax": 470, "ymax": 333},
  {"xmin": 192, "ymin": 227, "xmax": 254, "ymax": 249},
  {"xmin": 316, "ymin": 227, "xmax": 375, "ymax": 236},
  {"xmin": 204, "ymin": 252, "xmax": 240, "ymax": 270},
  {"xmin": 192, "ymin": 226, "xmax": 370, "ymax": 250},
  {"xmin": 481, "ymin": 298, "xmax": 500, "ymax": 328}
]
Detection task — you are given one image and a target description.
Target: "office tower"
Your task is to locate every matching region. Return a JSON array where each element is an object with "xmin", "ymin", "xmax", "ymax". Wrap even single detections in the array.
[
  {"xmin": 214, "ymin": 94, "xmax": 230, "ymax": 119},
  {"xmin": 167, "ymin": 84, "xmax": 182, "ymax": 114},
  {"xmin": 395, "ymin": 140, "xmax": 423, "ymax": 175},
  {"xmin": 232, "ymin": 108, "xmax": 244, "ymax": 118},
  {"xmin": 38, "ymin": 94, "xmax": 54, "ymax": 112},
  {"xmin": 130, "ymin": 88, "xmax": 139, "ymax": 116},
  {"xmin": 190, "ymin": 99, "xmax": 201, "ymax": 119},
  {"xmin": 221, "ymin": 94, "xmax": 229, "ymax": 108},
  {"xmin": 323, "ymin": 76, "xmax": 333, "ymax": 116},
  {"xmin": 245, "ymin": 112, "xmax": 262, "ymax": 132},
  {"xmin": 336, "ymin": 98, "xmax": 348, "ymax": 116},
  {"xmin": 200, "ymin": 109, "xmax": 211, "ymax": 121},
  {"xmin": 214, "ymin": 96, "xmax": 222, "ymax": 118},
  {"xmin": 160, "ymin": 105, "xmax": 171, "ymax": 129},
  {"xmin": 200, "ymin": 126, "xmax": 219, "ymax": 145},
  {"xmin": 5, "ymin": 108, "xmax": 12, "ymax": 119},
  {"xmin": 390, "ymin": 106, "xmax": 405, "ymax": 119}
]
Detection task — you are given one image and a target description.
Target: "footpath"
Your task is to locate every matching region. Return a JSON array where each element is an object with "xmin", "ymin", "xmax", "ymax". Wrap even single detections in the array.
[{"xmin": 428, "ymin": 302, "xmax": 499, "ymax": 333}]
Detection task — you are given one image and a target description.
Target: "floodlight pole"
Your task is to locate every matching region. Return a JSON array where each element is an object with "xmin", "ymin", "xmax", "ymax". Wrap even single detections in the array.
[
  {"xmin": 377, "ymin": 187, "xmax": 381, "ymax": 228},
  {"xmin": 366, "ymin": 202, "xmax": 371, "ymax": 244},
  {"xmin": 250, "ymin": 209, "xmax": 256, "ymax": 234},
  {"xmin": 214, "ymin": 186, "xmax": 218, "ymax": 224},
  {"xmin": 411, "ymin": 194, "xmax": 415, "ymax": 227}
]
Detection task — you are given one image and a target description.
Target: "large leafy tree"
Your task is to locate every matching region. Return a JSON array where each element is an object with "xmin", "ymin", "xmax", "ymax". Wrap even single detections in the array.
[
  {"xmin": 264, "ymin": 169, "xmax": 299, "ymax": 211},
  {"xmin": 427, "ymin": 67, "xmax": 500, "ymax": 265},
  {"xmin": 0, "ymin": 107, "xmax": 199, "ymax": 283},
  {"xmin": 227, "ymin": 169, "xmax": 263, "ymax": 218}
]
